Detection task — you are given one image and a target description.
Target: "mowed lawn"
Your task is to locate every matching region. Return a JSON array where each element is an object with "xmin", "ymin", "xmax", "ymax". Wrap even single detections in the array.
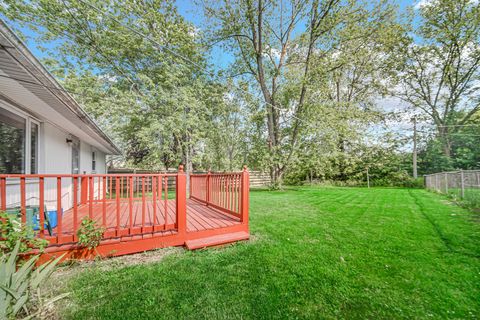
[{"xmin": 60, "ymin": 187, "xmax": 480, "ymax": 319}]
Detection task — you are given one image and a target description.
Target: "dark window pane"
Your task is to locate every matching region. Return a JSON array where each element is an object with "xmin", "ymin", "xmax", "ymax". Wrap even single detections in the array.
[
  {"xmin": 0, "ymin": 107, "xmax": 25, "ymax": 174},
  {"xmin": 31, "ymin": 123, "xmax": 38, "ymax": 174},
  {"xmin": 92, "ymin": 151, "xmax": 96, "ymax": 171}
]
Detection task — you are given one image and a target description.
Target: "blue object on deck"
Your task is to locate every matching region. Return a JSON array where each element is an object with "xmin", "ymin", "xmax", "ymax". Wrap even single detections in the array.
[
  {"xmin": 32, "ymin": 209, "xmax": 61, "ymax": 232},
  {"xmin": 45, "ymin": 210, "xmax": 61, "ymax": 229}
]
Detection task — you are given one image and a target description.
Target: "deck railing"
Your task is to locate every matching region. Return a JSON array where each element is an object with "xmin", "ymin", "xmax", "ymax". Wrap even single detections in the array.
[
  {"xmin": 0, "ymin": 170, "xmax": 183, "ymax": 245},
  {"xmin": 190, "ymin": 166, "xmax": 249, "ymax": 222},
  {"xmin": 0, "ymin": 166, "xmax": 249, "ymax": 247}
]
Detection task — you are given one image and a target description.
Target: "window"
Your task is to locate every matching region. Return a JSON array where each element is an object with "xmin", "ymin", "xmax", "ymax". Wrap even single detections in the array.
[
  {"xmin": 30, "ymin": 122, "xmax": 38, "ymax": 174},
  {"xmin": 71, "ymin": 137, "xmax": 80, "ymax": 174},
  {"xmin": 91, "ymin": 151, "xmax": 96, "ymax": 172},
  {"xmin": 0, "ymin": 105, "xmax": 38, "ymax": 174}
]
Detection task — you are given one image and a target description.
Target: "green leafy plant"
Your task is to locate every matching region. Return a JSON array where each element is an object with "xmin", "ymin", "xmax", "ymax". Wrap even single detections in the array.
[
  {"xmin": 76, "ymin": 218, "xmax": 105, "ymax": 251},
  {"xmin": 0, "ymin": 241, "xmax": 68, "ymax": 319},
  {"xmin": 0, "ymin": 211, "xmax": 48, "ymax": 255}
]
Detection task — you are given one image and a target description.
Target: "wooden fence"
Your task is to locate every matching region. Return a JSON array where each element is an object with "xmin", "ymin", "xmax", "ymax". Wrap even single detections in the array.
[{"xmin": 108, "ymin": 168, "xmax": 270, "ymax": 188}]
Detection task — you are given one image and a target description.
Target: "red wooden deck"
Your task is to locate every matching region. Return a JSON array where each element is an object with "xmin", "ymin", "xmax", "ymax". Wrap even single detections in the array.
[
  {"xmin": 56, "ymin": 198, "xmax": 241, "ymax": 235},
  {"xmin": 0, "ymin": 166, "xmax": 250, "ymax": 262}
]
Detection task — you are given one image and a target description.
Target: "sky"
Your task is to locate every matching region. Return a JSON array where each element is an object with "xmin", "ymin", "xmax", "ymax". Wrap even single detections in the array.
[{"xmin": 7, "ymin": 0, "xmax": 420, "ymax": 69}]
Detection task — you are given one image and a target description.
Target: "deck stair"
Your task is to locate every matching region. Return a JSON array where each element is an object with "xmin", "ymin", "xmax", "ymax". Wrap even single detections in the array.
[{"xmin": 185, "ymin": 231, "xmax": 249, "ymax": 250}]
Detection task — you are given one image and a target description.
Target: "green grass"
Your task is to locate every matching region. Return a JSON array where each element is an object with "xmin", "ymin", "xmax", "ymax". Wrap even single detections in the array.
[
  {"xmin": 443, "ymin": 188, "xmax": 480, "ymax": 211},
  {"xmin": 59, "ymin": 187, "xmax": 480, "ymax": 319}
]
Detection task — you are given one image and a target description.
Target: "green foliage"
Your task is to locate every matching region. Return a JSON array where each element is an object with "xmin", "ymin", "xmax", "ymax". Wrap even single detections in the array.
[
  {"xmin": 418, "ymin": 114, "xmax": 480, "ymax": 173},
  {"xmin": 2, "ymin": 0, "xmax": 478, "ymax": 184},
  {"xmin": 395, "ymin": 0, "xmax": 480, "ymax": 160},
  {"xmin": 76, "ymin": 218, "xmax": 105, "ymax": 250},
  {"xmin": 0, "ymin": 241, "xmax": 67, "ymax": 319},
  {"xmin": 0, "ymin": 212, "xmax": 48, "ymax": 256}
]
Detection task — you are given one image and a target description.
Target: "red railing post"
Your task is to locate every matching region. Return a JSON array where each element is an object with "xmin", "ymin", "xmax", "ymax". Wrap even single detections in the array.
[
  {"xmin": 39, "ymin": 177, "xmax": 45, "ymax": 237},
  {"xmin": 80, "ymin": 176, "xmax": 88, "ymax": 205},
  {"xmin": 88, "ymin": 176, "xmax": 93, "ymax": 218},
  {"xmin": 56, "ymin": 177, "xmax": 62, "ymax": 238},
  {"xmin": 206, "ymin": 170, "xmax": 211, "ymax": 205},
  {"xmin": 115, "ymin": 176, "xmax": 120, "ymax": 232},
  {"xmin": 240, "ymin": 166, "xmax": 249, "ymax": 224},
  {"xmin": 152, "ymin": 176, "xmax": 157, "ymax": 228},
  {"xmin": 20, "ymin": 177, "xmax": 26, "ymax": 223},
  {"xmin": 73, "ymin": 176, "xmax": 78, "ymax": 235},
  {"xmin": 102, "ymin": 176, "xmax": 107, "ymax": 227},
  {"xmin": 176, "ymin": 165, "xmax": 187, "ymax": 235},
  {"xmin": 129, "ymin": 176, "xmax": 133, "ymax": 230},
  {"xmin": 0, "ymin": 177, "xmax": 6, "ymax": 211}
]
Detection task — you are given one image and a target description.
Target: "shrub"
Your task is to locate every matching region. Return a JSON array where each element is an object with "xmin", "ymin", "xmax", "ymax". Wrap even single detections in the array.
[
  {"xmin": 0, "ymin": 241, "xmax": 67, "ymax": 319},
  {"xmin": 77, "ymin": 218, "xmax": 105, "ymax": 251},
  {"xmin": 0, "ymin": 211, "xmax": 48, "ymax": 255}
]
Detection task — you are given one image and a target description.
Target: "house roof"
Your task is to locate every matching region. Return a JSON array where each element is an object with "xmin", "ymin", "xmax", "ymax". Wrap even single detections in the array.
[{"xmin": 0, "ymin": 20, "xmax": 121, "ymax": 155}]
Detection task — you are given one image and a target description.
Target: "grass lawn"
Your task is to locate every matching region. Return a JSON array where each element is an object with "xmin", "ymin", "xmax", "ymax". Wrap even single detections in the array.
[{"xmin": 57, "ymin": 187, "xmax": 480, "ymax": 319}]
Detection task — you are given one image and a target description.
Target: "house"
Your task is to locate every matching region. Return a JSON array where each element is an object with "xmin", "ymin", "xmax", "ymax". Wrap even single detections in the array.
[
  {"xmin": 0, "ymin": 20, "xmax": 120, "ymax": 210},
  {"xmin": 0, "ymin": 21, "xmax": 249, "ymax": 261}
]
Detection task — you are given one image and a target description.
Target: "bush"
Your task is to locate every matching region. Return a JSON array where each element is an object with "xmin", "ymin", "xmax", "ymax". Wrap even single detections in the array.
[
  {"xmin": 0, "ymin": 241, "xmax": 67, "ymax": 319},
  {"xmin": 286, "ymin": 174, "xmax": 424, "ymax": 188},
  {"xmin": 0, "ymin": 211, "xmax": 48, "ymax": 255},
  {"xmin": 77, "ymin": 217, "xmax": 105, "ymax": 251}
]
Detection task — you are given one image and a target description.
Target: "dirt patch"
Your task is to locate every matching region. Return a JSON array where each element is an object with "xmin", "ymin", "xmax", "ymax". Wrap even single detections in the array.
[{"xmin": 58, "ymin": 246, "xmax": 183, "ymax": 274}]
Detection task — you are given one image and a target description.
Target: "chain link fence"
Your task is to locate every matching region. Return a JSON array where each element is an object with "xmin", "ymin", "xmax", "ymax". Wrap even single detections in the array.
[{"xmin": 425, "ymin": 170, "xmax": 480, "ymax": 208}]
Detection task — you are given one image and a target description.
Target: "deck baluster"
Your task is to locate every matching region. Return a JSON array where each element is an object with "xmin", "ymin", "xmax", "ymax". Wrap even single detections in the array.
[
  {"xmin": 241, "ymin": 167, "xmax": 249, "ymax": 223},
  {"xmin": 0, "ymin": 177, "xmax": 6, "ymax": 211},
  {"xmin": 164, "ymin": 176, "xmax": 168, "ymax": 228},
  {"xmin": 89, "ymin": 176, "xmax": 93, "ymax": 218},
  {"xmin": 56, "ymin": 177, "xmax": 62, "ymax": 240},
  {"xmin": 102, "ymin": 176, "xmax": 107, "ymax": 227},
  {"xmin": 176, "ymin": 165, "xmax": 187, "ymax": 235},
  {"xmin": 141, "ymin": 176, "xmax": 146, "ymax": 229},
  {"xmin": 20, "ymin": 177, "xmax": 26, "ymax": 223},
  {"xmin": 39, "ymin": 177, "xmax": 45, "ymax": 238},
  {"xmin": 116, "ymin": 176, "xmax": 120, "ymax": 233},
  {"xmin": 152, "ymin": 176, "xmax": 157, "ymax": 229},
  {"xmin": 73, "ymin": 176, "xmax": 78, "ymax": 236}
]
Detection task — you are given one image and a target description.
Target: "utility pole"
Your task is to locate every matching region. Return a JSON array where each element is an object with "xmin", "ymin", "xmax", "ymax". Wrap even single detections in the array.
[
  {"xmin": 366, "ymin": 167, "xmax": 370, "ymax": 188},
  {"xmin": 412, "ymin": 115, "xmax": 418, "ymax": 179}
]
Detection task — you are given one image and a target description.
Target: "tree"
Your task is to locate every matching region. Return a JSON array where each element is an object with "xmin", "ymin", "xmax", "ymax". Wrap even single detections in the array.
[
  {"xmin": 200, "ymin": 0, "xmax": 399, "ymax": 185},
  {"xmin": 2, "ymin": 0, "xmax": 231, "ymax": 172},
  {"xmin": 397, "ymin": 0, "xmax": 480, "ymax": 160}
]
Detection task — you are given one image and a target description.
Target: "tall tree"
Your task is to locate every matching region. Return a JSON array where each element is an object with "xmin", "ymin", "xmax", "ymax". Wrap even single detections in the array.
[
  {"xmin": 200, "ymin": 0, "xmax": 398, "ymax": 185},
  {"xmin": 2, "ymin": 0, "xmax": 226, "ymax": 172},
  {"xmin": 397, "ymin": 0, "xmax": 480, "ymax": 160}
]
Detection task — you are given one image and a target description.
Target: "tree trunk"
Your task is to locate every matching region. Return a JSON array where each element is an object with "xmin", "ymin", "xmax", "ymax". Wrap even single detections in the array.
[{"xmin": 439, "ymin": 128, "xmax": 452, "ymax": 158}]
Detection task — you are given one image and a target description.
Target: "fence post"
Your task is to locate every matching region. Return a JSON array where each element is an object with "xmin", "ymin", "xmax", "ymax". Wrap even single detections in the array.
[
  {"xmin": 176, "ymin": 165, "xmax": 187, "ymax": 235},
  {"xmin": 460, "ymin": 170, "xmax": 465, "ymax": 198},
  {"xmin": 240, "ymin": 166, "xmax": 250, "ymax": 224},
  {"xmin": 444, "ymin": 172, "xmax": 448, "ymax": 194}
]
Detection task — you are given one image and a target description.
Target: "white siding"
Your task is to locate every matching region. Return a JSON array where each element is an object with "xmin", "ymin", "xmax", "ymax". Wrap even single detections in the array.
[
  {"xmin": 4, "ymin": 121, "xmax": 108, "ymax": 211},
  {"xmin": 43, "ymin": 123, "xmax": 71, "ymax": 174}
]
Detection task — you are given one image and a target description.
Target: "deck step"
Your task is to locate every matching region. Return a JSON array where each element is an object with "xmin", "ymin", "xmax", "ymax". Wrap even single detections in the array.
[{"xmin": 185, "ymin": 231, "xmax": 249, "ymax": 250}]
